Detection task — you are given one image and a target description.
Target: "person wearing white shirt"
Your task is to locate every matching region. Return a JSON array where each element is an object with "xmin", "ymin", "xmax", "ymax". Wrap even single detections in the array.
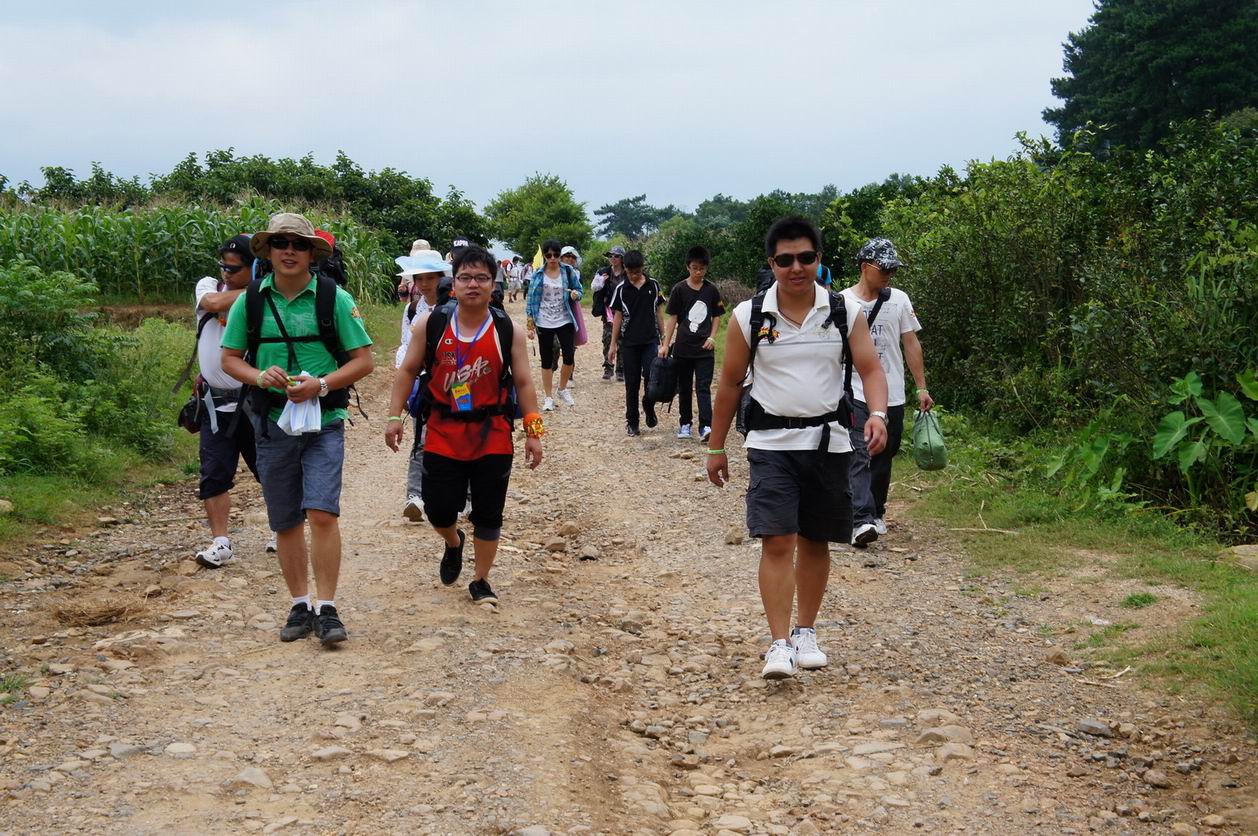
[
  {"xmin": 706, "ymin": 216, "xmax": 889, "ymax": 682},
  {"xmin": 840, "ymin": 238, "xmax": 933, "ymax": 547},
  {"xmin": 192, "ymin": 235, "xmax": 259, "ymax": 569},
  {"xmin": 394, "ymin": 250, "xmax": 449, "ymax": 521}
]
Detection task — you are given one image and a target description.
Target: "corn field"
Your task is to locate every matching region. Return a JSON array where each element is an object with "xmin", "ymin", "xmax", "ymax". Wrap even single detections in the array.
[{"xmin": 0, "ymin": 200, "xmax": 397, "ymax": 303}]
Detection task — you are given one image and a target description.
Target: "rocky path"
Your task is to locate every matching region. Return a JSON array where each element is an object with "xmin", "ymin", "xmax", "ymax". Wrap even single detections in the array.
[{"xmin": 1, "ymin": 306, "xmax": 1256, "ymax": 835}]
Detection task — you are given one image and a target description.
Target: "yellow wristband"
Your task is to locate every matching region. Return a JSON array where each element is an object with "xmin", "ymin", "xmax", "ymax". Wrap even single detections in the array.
[
  {"xmin": 256, "ymin": 371, "xmax": 266, "ymax": 388},
  {"xmin": 387, "ymin": 416, "xmax": 403, "ymax": 422},
  {"xmin": 707, "ymin": 448, "xmax": 725, "ymax": 455}
]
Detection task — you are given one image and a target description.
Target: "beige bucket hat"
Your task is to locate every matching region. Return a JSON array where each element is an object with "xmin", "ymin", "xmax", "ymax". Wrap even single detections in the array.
[{"xmin": 250, "ymin": 212, "xmax": 333, "ymax": 260}]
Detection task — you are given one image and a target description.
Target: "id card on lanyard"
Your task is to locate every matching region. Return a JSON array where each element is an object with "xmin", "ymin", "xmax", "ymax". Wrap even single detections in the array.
[{"xmin": 450, "ymin": 307, "xmax": 491, "ymax": 413}]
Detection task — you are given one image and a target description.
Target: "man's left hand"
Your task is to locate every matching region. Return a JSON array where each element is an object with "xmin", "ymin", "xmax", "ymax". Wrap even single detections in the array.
[
  {"xmin": 918, "ymin": 390, "xmax": 935, "ymax": 412},
  {"xmin": 286, "ymin": 374, "xmax": 321, "ymax": 403},
  {"xmin": 702, "ymin": 338, "xmax": 715, "ymax": 351},
  {"xmin": 524, "ymin": 437, "xmax": 543, "ymax": 469}
]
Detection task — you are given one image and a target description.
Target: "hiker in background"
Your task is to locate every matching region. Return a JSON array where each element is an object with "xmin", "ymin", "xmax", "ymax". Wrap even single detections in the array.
[
  {"xmin": 192, "ymin": 234, "xmax": 262, "ymax": 568},
  {"xmin": 660, "ymin": 245, "xmax": 724, "ymax": 443},
  {"xmin": 394, "ymin": 249, "xmax": 449, "ymax": 522},
  {"xmin": 525, "ymin": 239, "xmax": 583, "ymax": 411},
  {"xmin": 386, "ymin": 245, "xmax": 544, "ymax": 606},
  {"xmin": 397, "ymin": 238, "xmax": 432, "ymax": 301},
  {"xmin": 607, "ymin": 249, "xmax": 665, "ymax": 436},
  {"xmin": 705, "ymin": 216, "xmax": 889, "ymax": 681},
  {"xmin": 841, "ymin": 237, "xmax": 932, "ymax": 546},
  {"xmin": 220, "ymin": 212, "xmax": 374, "ymax": 647},
  {"xmin": 508, "ymin": 257, "xmax": 525, "ymax": 303},
  {"xmin": 592, "ymin": 245, "xmax": 627, "ymax": 381}
]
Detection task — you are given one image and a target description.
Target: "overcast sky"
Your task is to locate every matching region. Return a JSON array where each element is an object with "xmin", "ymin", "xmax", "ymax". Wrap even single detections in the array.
[{"xmin": 1, "ymin": 0, "xmax": 1095, "ymax": 215}]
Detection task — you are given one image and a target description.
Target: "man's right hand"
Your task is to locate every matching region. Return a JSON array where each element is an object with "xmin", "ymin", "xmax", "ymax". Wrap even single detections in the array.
[
  {"xmin": 607, "ymin": 347, "xmax": 617, "ymax": 366},
  {"xmin": 258, "ymin": 366, "xmax": 289, "ymax": 390},
  {"xmin": 706, "ymin": 452, "xmax": 728, "ymax": 487},
  {"xmin": 384, "ymin": 419, "xmax": 405, "ymax": 452}
]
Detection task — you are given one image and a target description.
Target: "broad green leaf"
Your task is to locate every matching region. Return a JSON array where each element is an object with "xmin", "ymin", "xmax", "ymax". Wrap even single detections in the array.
[
  {"xmin": 1152, "ymin": 411, "xmax": 1193, "ymax": 459},
  {"xmin": 1045, "ymin": 453, "xmax": 1066, "ymax": 479},
  {"xmin": 1169, "ymin": 371, "xmax": 1203, "ymax": 404},
  {"xmin": 1177, "ymin": 438, "xmax": 1207, "ymax": 474},
  {"xmin": 1249, "ymin": 417, "xmax": 1258, "ymax": 441},
  {"xmin": 1238, "ymin": 369, "xmax": 1258, "ymax": 401},
  {"xmin": 1197, "ymin": 393, "xmax": 1247, "ymax": 445},
  {"xmin": 1247, "ymin": 489, "xmax": 1258, "ymax": 513}
]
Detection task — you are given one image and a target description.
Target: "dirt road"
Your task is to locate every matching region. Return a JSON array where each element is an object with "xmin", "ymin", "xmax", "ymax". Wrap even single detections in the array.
[{"xmin": 1, "ymin": 307, "xmax": 1255, "ymax": 834}]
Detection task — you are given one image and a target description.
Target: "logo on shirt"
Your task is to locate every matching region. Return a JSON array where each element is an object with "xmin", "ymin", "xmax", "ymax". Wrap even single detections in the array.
[
  {"xmin": 350, "ymin": 306, "xmax": 362, "ymax": 319},
  {"xmin": 756, "ymin": 324, "xmax": 780, "ymax": 342}
]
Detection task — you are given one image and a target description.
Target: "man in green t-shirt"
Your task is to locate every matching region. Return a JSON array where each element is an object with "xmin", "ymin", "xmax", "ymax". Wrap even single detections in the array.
[{"xmin": 222, "ymin": 212, "xmax": 374, "ymax": 646}]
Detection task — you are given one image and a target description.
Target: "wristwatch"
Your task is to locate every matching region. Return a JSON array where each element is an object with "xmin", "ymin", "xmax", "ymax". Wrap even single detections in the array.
[
  {"xmin": 318, "ymin": 377, "xmax": 329, "ymax": 396},
  {"xmin": 870, "ymin": 410, "xmax": 888, "ymax": 422}
]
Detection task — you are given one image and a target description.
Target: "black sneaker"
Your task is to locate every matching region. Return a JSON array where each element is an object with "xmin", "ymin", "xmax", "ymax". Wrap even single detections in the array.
[
  {"xmin": 602, "ymin": 369, "xmax": 613, "ymax": 381},
  {"xmin": 279, "ymin": 604, "xmax": 315, "ymax": 642},
  {"xmin": 314, "ymin": 604, "xmax": 348, "ymax": 645},
  {"xmin": 469, "ymin": 578, "xmax": 498, "ymax": 605},
  {"xmin": 643, "ymin": 398, "xmax": 658, "ymax": 429},
  {"xmin": 440, "ymin": 530, "xmax": 465, "ymax": 586},
  {"xmin": 626, "ymin": 424, "xmax": 640, "ymax": 437},
  {"xmin": 615, "ymin": 371, "xmax": 624, "ymax": 382}
]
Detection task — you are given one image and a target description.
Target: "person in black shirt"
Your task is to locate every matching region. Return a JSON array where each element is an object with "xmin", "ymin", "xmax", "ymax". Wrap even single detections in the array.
[
  {"xmin": 661, "ymin": 245, "xmax": 725, "ymax": 442},
  {"xmin": 607, "ymin": 250, "xmax": 665, "ymax": 436}
]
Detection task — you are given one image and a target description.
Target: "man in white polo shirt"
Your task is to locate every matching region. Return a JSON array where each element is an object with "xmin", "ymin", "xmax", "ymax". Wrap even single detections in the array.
[
  {"xmin": 707, "ymin": 216, "xmax": 889, "ymax": 681},
  {"xmin": 841, "ymin": 238, "xmax": 933, "ymax": 547}
]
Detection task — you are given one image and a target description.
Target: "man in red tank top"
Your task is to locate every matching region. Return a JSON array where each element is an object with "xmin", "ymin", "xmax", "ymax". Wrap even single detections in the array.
[{"xmin": 386, "ymin": 246, "xmax": 544, "ymax": 606}]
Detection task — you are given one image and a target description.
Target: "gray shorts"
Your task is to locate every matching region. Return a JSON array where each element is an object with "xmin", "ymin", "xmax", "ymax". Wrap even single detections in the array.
[
  {"xmin": 746, "ymin": 447, "xmax": 852, "ymax": 543},
  {"xmin": 253, "ymin": 417, "xmax": 345, "ymax": 532}
]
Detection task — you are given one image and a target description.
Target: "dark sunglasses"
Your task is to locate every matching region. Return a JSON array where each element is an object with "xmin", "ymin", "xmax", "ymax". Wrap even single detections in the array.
[
  {"xmin": 268, "ymin": 236, "xmax": 314, "ymax": 252},
  {"xmin": 544, "ymin": 251, "xmax": 560, "ymax": 258},
  {"xmin": 218, "ymin": 262, "xmax": 247, "ymax": 274},
  {"xmin": 771, "ymin": 250, "xmax": 819, "ymax": 268}
]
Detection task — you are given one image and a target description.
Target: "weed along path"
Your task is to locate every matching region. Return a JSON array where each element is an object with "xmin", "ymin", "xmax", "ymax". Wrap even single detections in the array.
[{"xmin": 1, "ymin": 309, "xmax": 1256, "ymax": 835}]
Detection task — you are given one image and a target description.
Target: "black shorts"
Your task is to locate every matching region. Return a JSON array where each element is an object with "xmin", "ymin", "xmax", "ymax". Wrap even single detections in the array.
[
  {"xmin": 421, "ymin": 451, "xmax": 513, "ymax": 535},
  {"xmin": 198, "ymin": 408, "xmax": 258, "ymax": 500},
  {"xmin": 745, "ymin": 447, "xmax": 852, "ymax": 543}
]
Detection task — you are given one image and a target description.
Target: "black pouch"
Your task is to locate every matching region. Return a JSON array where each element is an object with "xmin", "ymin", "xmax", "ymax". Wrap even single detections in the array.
[{"xmin": 177, "ymin": 377, "xmax": 205, "ymax": 434}]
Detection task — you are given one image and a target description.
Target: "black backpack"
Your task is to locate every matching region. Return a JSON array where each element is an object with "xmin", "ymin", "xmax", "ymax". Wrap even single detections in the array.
[
  {"xmin": 735, "ymin": 290, "xmax": 854, "ymax": 451},
  {"xmin": 317, "ymin": 245, "xmax": 349, "ymax": 287},
  {"xmin": 419, "ymin": 305, "xmax": 520, "ymax": 435},
  {"xmin": 243, "ymin": 274, "xmax": 360, "ymax": 433}
]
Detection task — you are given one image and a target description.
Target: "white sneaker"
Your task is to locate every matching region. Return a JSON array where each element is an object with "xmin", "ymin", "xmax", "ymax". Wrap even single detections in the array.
[
  {"xmin": 195, "ymin": 541, "xmax": 234, "ymax": 569},
  {"xmin": 403, "ymin": 496, "xmax": 425, "ymax": 522},
  {"xmin": 265, "ymin": 536, "xmax": 277, "ymax": 554},
  {"xmin": 559, "ymin": 387, "xmax": 575, "ymax": 407},
  {"xmin": 699, "ymin": 426, "xmax": 712, "ymax": 443},
  {"xmin": 873, "ymin": 517, "xmax": 888, "ymax": 536},
  {"xmin": 791, "ymin": 627, "xmax": 828, "ymax": 669},
  {"xmin": 677, "ymin": 424, "xmax": 692, "ymax": 439},
  {"xmin": 852, "ymin": 522, "xmax": 878, "ymax": 547},
  {"xmin": 761, "ymin": 640, "xmax": 797, "ymax": 680},
  {"xmin": 542, "ymin": 397, "xmax": 555, "ymax": 412}
]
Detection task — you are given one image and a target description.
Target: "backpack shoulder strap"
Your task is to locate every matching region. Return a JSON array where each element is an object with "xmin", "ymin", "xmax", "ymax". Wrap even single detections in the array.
[
  {"xmin": 172, "ymin": 311, "xmax": 218, "ymax": 393},
  {"xmin": 490, "ymin": 307, "xmax": 515, "ymax": 374},
  {"xmin": 747, "ymin": 291, "xmax": 772, "ymax": 372},
  {"xmin": 828, "ymin": 292, "xmax": 854, "ymax": 399},
  {"xmin": 423, "ymin": 306, "xmax": 450, "ymax": 373},
  {"xmin": 866, "ymin": 286, "xmax": 892, "ymax": 328},
  {"xmin": 244, "ymin": 278, "xmax": 265, "ymax": 363},
  {"xmin": 315, "ymin": 275, "xmax": 349, "ymax": 367}
]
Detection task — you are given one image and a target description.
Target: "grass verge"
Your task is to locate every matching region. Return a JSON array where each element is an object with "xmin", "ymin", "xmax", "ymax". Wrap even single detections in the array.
[{"xmin": 898, "ymin": 409, "xmax": 1258, "ymax": 728}]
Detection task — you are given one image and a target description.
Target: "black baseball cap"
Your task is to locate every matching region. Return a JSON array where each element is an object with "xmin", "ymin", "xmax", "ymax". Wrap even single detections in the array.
[{"xmin": 219, "ymin": 234, "xmax": 253, "ymax": 261}]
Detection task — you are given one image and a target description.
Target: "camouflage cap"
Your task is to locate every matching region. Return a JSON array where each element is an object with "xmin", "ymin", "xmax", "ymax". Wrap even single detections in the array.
[{"xmin": 855, "ymin": 237, "xmax": 902, "ymax": 270}]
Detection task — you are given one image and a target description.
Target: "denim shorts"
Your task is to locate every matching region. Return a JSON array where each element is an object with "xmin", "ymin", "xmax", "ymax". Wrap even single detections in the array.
[
  {"xmin": 252, "ymin": 417, "xmax": 345, "ymax": 532},
  {"xmin": 746, "ymin": 447, "xmax": 852, "ymax": 543}
]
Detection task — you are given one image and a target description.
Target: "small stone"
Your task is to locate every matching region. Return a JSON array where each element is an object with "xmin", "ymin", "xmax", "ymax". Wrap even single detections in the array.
[
  {"xmin": 110, "ymin": 742, "xmax": 143, "ymax": 759},
  {"xmin": 915, "ymin": 725, "xmax": 973, "ymax": 745},
  {"xmin": 0, "ymin": 499, "xmax": 13, "ymax": 515},
  {"xmin": 28, "ymin": 686, "xmax": 50, "ymax": 700},
  {"xmin": 164, "ymin": 742, "xmax": 197, "ymax": 759},
  {"xmin": 937, "ymin": 743, "xmax": 975, "ymax": 763},
  {"xmin": 725, "ymin": 527, "xmax": 745, "ymax": 545},
  {"xmin": 47, "ymin": 663, "xmax": 74, "ymax": 675},
  {"xmin": 853, "ymin": 741, "xmax": 906, "ymax": 755},
  {"xmin": 1200, "ymin": 815, "xmax": 1225, "ymax": 828},
  {"xmin": 1170, "ymin": 824, "xmax": 1198, "ymax": 836},
  {"xmin": 1044, "ymin": 648, "xmax": 1072, "ymax": 666},
  {"xmin": 367, "ymin": 749, "xmax": 410, "ymax": 763},
  {"xmin": 1077, "ymin": 718, "xmax": 1113, "ymax": 737},
  {"xmin": 312, "ymin": 746, "xmax": 351, "ymax": 761},
  {"xmin": 517, "ymin": 828, "xmax": 550, "ymax": 836},
  {"xmin": 544, "ymin": 537, "xmax": 567, "ymax": 553},
  {"xmin": 235, "ymin": 767, "xmax": 273, "ymax": 789},
  {"xmin": 713, "ymin": 815, "xmax": 752, "ymax": 833},
  {"xmin": 917, "ymin": 708, "xmax": 958, "ymax": 725},
  {"xmin": 544, "ymin": 639, "xmax": 575, "ymax": 655},
  {"xmin": 263, "ymin": 816, "xmax": 299, "ymax": 834},
  {"xmin": 579, "ymin": 545, "xmax": 600, "ymax": 561},
  {"xmin": 1142, "ymin": 768, "xmax": 1172, "ymax": 788},
  {"xmin": 170, "ymin": 609, "xmax": 200, "ymax": 620},
  {"xmin": 769, "ymin": 745, "xmax": 796, "ymax": 758}
]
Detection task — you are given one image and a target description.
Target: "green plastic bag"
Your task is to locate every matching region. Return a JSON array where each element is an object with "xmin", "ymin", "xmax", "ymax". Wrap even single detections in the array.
[{"xmin": 912, "ymin": 409, "xmax": 947, "ymax": 471}]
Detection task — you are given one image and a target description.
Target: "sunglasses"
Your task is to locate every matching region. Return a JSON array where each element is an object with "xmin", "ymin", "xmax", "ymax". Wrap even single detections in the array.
[
  {"xmin": 770, "ymin": 250, "xmax": 819, "ymax": 268},
  {"xmin": 268, "ymin": 237, "xmax": 314, "ymax": 252},
  {"xmin": 544, "ymin": 251, "xmax": 560, "ymax": 258},
  {"xmin": 218, "ymin": 262, "xmax": 247, "ymax": 274}
]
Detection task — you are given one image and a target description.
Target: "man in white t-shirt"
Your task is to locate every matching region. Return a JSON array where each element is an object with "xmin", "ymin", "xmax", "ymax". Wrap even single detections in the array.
[
  {"xmin": 192, "ymin": 235, "xmax": 259, "ymax": 568},
  {"xmin": 706, "ymin": 216, "xmax": 889, "ymax": 681},
  {"xmin": 841, "ymin": 238, "xmax": 933, "ymax": 547}
]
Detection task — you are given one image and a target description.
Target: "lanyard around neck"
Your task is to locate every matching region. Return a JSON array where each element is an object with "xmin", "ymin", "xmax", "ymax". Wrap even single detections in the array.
[{"xmin": 452, "ymin": 306, "xmax": 492, "ymax": 371}]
